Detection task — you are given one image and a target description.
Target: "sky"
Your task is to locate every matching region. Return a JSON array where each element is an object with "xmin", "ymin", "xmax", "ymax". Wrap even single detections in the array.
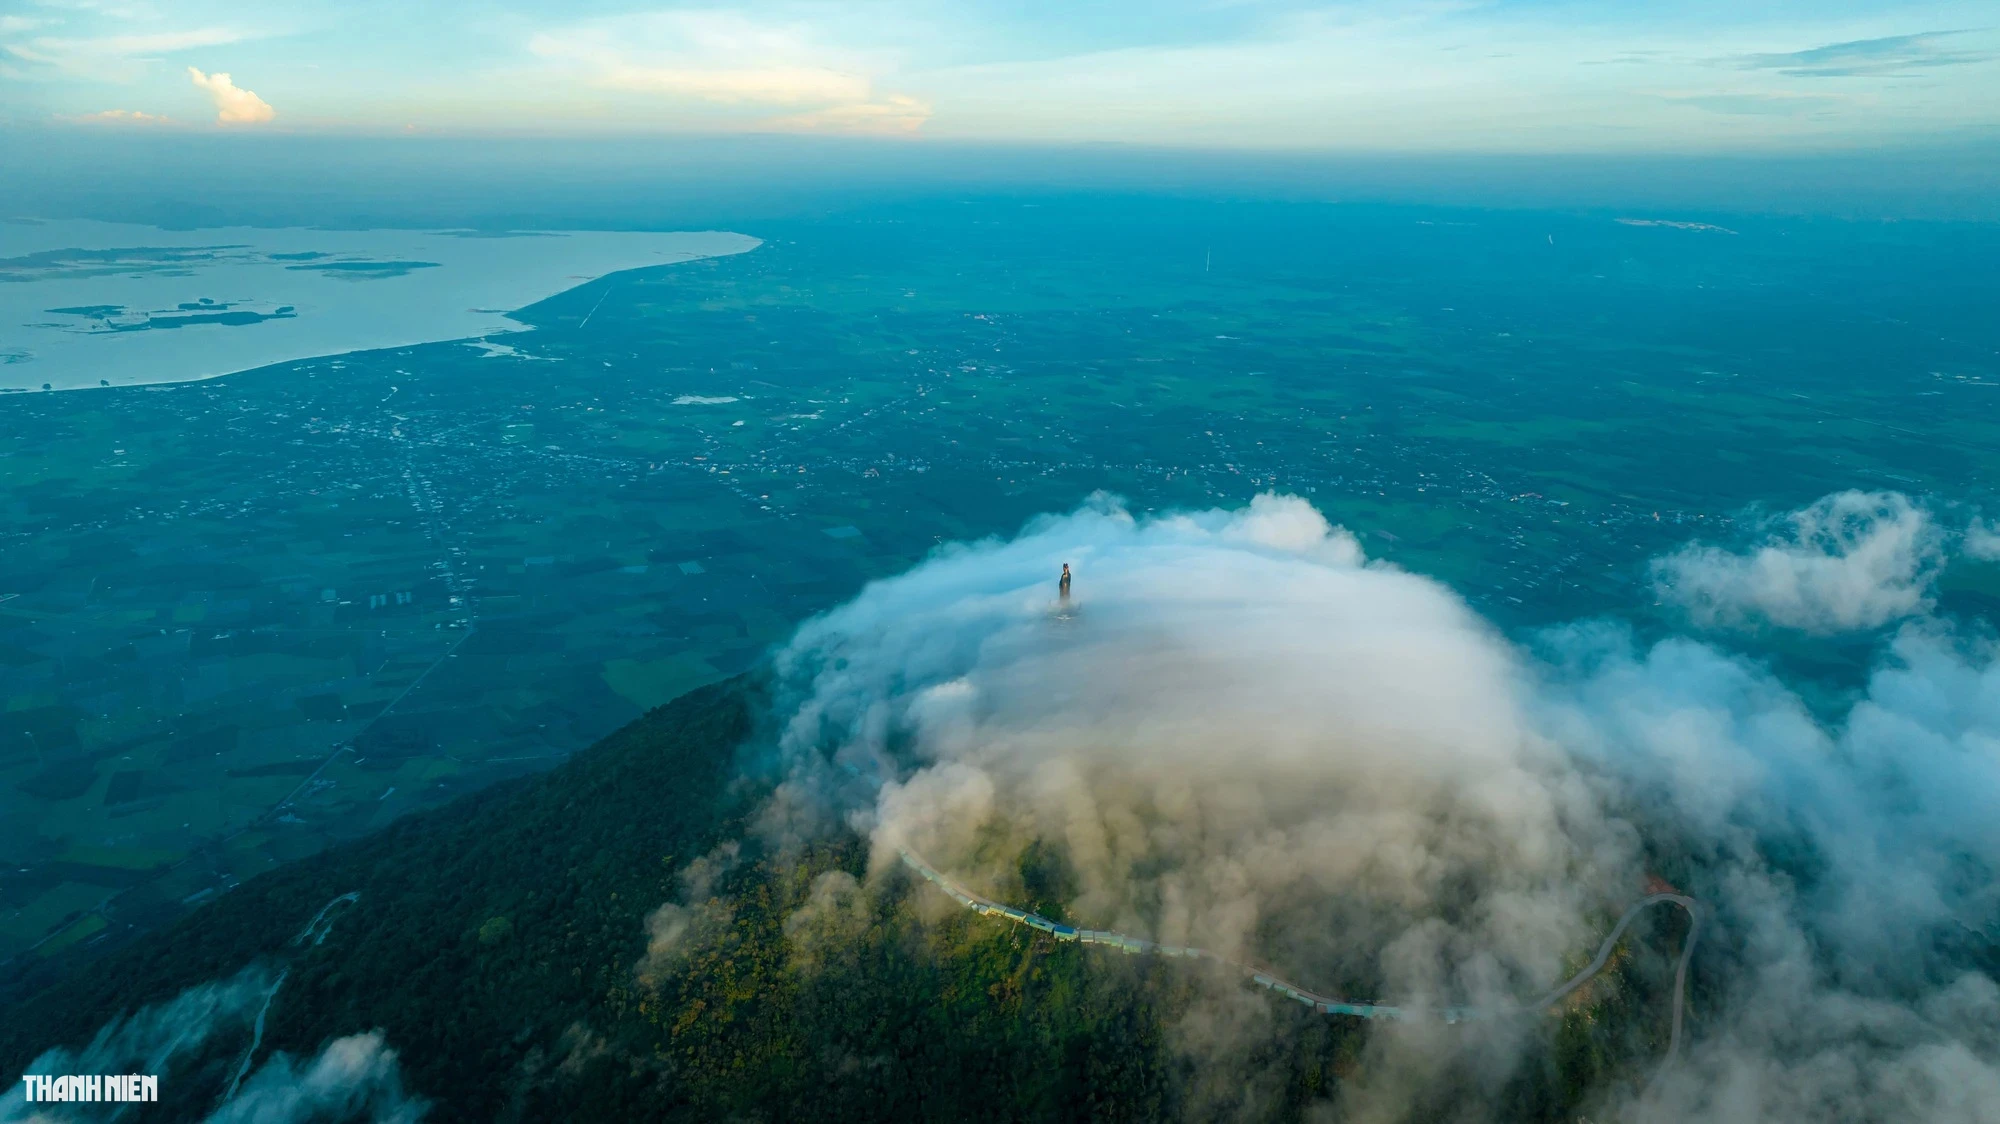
[{"xmin": 3, "ymin": 1, "xmax": 1999, "ymax": 153}]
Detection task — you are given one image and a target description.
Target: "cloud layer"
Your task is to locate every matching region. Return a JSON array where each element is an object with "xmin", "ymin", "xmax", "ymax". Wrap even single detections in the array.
[
  {"xmin": 1738, "ymin": 30, "xmax": 1996, "ymax": 78},
  {"xmin": 772, "ymin": 495, "xmax": 1618, "ymax": 994},
  {"xmin": 753, "ymin": 490, "xmax": 2000, "ymax": 1121},
  {"xmin": 7, "ymin": 3, "xmax": 1999, "ymax": 147}
]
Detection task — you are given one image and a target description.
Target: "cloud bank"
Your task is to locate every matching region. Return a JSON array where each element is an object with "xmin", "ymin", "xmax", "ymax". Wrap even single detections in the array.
[
  {"xmin": 1650, "ymin": 490, "xmax": 1943, "ymax": 633},
  {"xmin": 771, "ymin": 494, "xmax": 1618, "ymax": 996},
  {"xmin": 747, "ymin": 490, "xmax": 2000, "ymax": 1121},
  {"xmin": 187, "ymin": 67, "xmax": 274, "ymax": 126}
]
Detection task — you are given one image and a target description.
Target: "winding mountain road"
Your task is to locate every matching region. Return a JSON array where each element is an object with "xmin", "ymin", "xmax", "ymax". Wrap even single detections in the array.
[
  {"xmin": 900, "ymin": 848, "xmax": 1698, "ymax": 1061},
  {"xmin": 221, "ymin": 891, "xmax": 363, "ymax": 1103}
]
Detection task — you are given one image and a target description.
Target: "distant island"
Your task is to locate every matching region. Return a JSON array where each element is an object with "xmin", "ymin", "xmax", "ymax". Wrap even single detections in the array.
[{"xmin": 1614, "ymin": 218, "xmax": 1738, "ymax": 234}]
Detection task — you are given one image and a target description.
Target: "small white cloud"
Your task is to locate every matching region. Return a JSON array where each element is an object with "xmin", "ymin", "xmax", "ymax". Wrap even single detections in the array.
[
  {"xmin": 599, "ymin": 60, "xmax": 870, "ymax": 105},
  {"xmin": 1965, "ymin": 518, "xmax": 2000, "ymax": 561},
  {"xmin": 64, "ymin": 107, "xmax": 173, "ymax": 125},
  {"xmin": 207, "ymin": 1031, "xmax": 425, "ymax": 1124},
  {"xmin": 763, "ymin": 92, "xmax": 932, "ymax": 135},
  {"xmin": 188, "ymin": 65, "xmax": 273, "ymax": 125},
  {"xmin": 1651, "ymin": 491, "xmax": 1942, "ymax": 633}
]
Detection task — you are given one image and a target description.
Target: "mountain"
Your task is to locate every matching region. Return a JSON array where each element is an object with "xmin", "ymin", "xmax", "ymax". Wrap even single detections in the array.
[{"xmin": 2, "ymin": 676, "xmax": 1647, "ymax": 1123}]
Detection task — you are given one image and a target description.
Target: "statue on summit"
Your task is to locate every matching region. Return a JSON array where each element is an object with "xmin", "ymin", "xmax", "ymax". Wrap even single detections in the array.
[{"xmin": 1059, "ymin": 563, "xmax": 1072, "ymax": 604}]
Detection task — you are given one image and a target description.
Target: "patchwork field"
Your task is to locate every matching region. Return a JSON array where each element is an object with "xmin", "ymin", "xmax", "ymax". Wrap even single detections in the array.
[{"xmin": 3, "ymin": 197, "xmax": 1995, "ymax": 969}]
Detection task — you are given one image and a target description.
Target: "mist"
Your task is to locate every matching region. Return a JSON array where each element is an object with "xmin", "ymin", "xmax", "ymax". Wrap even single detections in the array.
[
  {"xmin": 746, "ymin": 491, "xmax": 2000, "ymax": 1121},
  {"xmin": 0, "ymin": 966, "xmax": 425, "ymax": 1124},
  {"xmin": 7, "ymin": 129, "xmax": 2000, "ymax": 231}
]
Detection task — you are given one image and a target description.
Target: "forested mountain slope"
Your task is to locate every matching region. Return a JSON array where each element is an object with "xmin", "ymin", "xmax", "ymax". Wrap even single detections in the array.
[{"xmin": 2, "ymin": 676, "xmax": 1650, "ymax": 1123}]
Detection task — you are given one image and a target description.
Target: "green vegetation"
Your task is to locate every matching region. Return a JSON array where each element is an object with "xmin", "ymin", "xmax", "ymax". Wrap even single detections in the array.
[
  {"xmin": 0, "ymin": 677, "xmax": 1688, "ymax": 1122},
  {"xmin": 0, "ymin": 200, "xmax": 1987, "ymax": 1089},
  {"xmin": 5, "ymin": 207, "xmax": 1991, "ymax": 966}
]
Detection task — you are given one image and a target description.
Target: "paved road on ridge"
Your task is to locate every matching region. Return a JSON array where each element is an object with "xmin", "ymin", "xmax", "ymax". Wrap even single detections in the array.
[{"xmin": 900, "ymin": 847, "xmax": 1699, "ymax": 1064}]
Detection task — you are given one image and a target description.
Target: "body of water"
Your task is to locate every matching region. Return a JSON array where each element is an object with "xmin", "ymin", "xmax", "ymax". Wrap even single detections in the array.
[{"xmin": 0, "ymin": 220, "xmax": 759, "ymax": 391}]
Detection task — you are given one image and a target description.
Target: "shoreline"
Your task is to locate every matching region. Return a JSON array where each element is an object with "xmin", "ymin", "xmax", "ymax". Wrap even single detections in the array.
[{"xmin": 0, "ymin": 220, "xmax": 761, "ymax": 393}]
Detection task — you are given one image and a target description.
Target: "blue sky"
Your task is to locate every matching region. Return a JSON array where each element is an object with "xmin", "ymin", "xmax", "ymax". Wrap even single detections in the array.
[{"xmin": 3, "ymin": 1, "xmax": 1998, "ymax": 151}]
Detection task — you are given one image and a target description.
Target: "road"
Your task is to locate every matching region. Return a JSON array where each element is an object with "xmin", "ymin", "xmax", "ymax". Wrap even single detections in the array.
[{"xmin": 900, "ymin": 847, "xmax": 1698, "ymax": 1062}]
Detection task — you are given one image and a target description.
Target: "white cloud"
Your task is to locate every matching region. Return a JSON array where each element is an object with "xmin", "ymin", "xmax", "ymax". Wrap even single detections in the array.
[
  {"xmin": 767, "ymin": 492, "xmax": 1618, "ymax": 1030},
  {"xmin": 596, "ymin": 61, "xmax": 870, "ymax": 105},
  {"xmin": 206, "ymin": 1032, "xmax": 425, "ymax": 1124},
  {"xmin": 907, "ymin": 9, "xmax": 2000, "ymax": 149},
  {"xmin": 6, "ymin": 27, "xmax": 243, "ymax": 80},
  {"xmin": 0, "ymin": 961, "xmax": 425, "ymax": 1124},
  {"xmin": 1964, "ymin": 517, "xmax": 2000, "ymax": 560},
  {"xmin": 1, "ymin": 966, "xmax": 277, "ymax": 1116},
  {"xmin": 188, "ymin": 65, "xmax": 273, "ymax": 125},
  {"xmin": 529, "ymin": 12, "xmax": 872, "ymax": 106},
  {"xmin": 1650, "ymin": 491, "xmax": 1942, "ymax": 633},
  {"xmin": 63, "ymin": 106, "xmax": 172, "ymax": 124},
  {"xmin": 1542, "ymin": 621, "xmax": 2000, "ymax": 1122},
  {"xmin": 528, "ymin": 10, "xmax": 928, "ymax": 134},
  {"xmin": 73, "ymin": 29, "xmax": 242, "ymax": 55},
  {"xmin": 736, "ymin": 490, "xmax": 2000, "ymax": 1119},
  {"xmin": 763, "ymin": 93, "xmax": 932, "ymax": 136}
]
